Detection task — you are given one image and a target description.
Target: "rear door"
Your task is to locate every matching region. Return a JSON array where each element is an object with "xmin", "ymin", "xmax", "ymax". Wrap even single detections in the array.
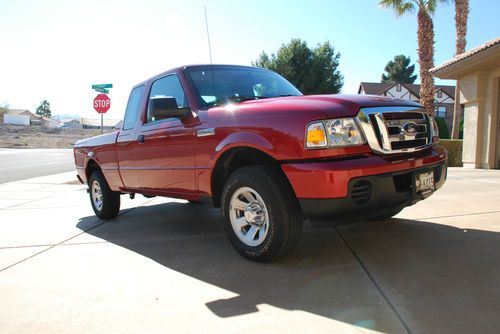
[{"xmin": 134, "ymin": 74, "xmax": 196, "ymax": 195}]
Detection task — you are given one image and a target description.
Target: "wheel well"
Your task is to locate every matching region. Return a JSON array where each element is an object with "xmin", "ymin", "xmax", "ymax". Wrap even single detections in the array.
[
  {"xmin": 86, "ymin": 159, "xmax": 101, "ymax": 184},
  {"xmin": 211, "ymin": 147, "xmax": 292, "ymax": 207}
]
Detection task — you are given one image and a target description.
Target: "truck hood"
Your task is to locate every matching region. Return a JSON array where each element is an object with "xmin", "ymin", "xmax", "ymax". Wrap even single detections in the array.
[{"xmin": 208, "ymin": 94, "xmax": 422, "ymax": 119}]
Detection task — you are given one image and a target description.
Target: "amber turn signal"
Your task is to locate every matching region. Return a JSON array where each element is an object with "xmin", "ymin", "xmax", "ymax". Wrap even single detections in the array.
[{"xmin": 306, "ymin": 123, "xmax": 327, "ymax": 148}]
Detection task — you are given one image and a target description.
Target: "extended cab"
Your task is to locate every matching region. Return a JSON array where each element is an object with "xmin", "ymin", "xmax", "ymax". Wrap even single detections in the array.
[{"xmin": 74, "ymin": 65, "xmax": 447, "ymax": 262}]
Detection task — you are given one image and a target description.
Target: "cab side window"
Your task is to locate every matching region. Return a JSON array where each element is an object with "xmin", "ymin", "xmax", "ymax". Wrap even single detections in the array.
[
  {"xmin": 122, "ymin": 85, "xmax": 144, "ymax": 130},
  {"xmin": 147, "ymin": 75, "xmax": 188, "ymax": 123}
]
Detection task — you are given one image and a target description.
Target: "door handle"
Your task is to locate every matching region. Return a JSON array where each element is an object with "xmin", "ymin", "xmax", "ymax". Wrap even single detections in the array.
[{"xmin": 137, "ymin": 135, "xmax": 145, "ymax": 143}]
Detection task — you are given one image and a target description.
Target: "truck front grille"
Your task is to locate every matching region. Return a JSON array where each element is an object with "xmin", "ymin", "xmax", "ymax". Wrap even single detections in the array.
[{"xmin": 357, "ymin": 107, "xmax": 432, "ymax": 154}]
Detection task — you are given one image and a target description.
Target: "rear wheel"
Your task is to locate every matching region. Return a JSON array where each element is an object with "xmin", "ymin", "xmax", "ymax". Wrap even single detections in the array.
[
  {"xmin": 89, "ymin": 170, "xmax": 120, "ymax": 219},
  {"xmin": 221, "ymin": 166, "xmax": 303, "ymax": 262}
]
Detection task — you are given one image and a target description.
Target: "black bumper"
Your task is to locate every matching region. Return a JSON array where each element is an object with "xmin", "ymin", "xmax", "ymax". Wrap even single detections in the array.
[{"xmin": 299, "ymin": 161, "xmax": 447, "ymax": 221}]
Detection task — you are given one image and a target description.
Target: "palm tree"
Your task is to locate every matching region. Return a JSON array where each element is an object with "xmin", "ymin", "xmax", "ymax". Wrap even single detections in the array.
[
  {"xmin": 454, "ymin": 0, "xmax": 469, "ymax": 56},
  {"xmin": 451, "ymin": 0, "xmax": 469, "ymax": 138},
  {"xmin": 379, "ymin": 0, "xmax": 448, "ymax": 115}
]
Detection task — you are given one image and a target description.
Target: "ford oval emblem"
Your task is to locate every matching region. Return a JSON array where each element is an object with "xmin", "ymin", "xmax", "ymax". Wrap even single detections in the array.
[{"xmin": 402, "ymin": 122, "xmax": 418, "ymax": 136}]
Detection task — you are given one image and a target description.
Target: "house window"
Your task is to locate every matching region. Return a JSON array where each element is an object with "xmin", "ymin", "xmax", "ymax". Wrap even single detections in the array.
[
  {"xmin": 435, "ymin": 106, "xmax": 446, "ymax": 118},
  {"xmin": 396, "ymin": 84, "xmax": 401, "ymax": 92},
  {"xmin": 437, "ymin": 90, "xmax": 442, "ymax": 98}
]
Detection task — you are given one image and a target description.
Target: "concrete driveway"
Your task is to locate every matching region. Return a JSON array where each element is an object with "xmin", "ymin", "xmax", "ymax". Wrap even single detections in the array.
[{"xmin": 0, "ymin": 168, "xmax": 499, "ymax": 333}]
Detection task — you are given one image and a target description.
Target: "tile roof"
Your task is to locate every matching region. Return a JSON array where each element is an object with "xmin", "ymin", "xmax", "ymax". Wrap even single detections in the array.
[{"xmin": 431, "ymin": 37, "xmax": 500, "ymax": 73}]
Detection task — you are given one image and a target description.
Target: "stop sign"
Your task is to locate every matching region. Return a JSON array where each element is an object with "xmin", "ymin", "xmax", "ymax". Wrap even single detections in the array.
[{"xmin": 93, "ymin": 94, "xmax": 111, "ymax": 113}]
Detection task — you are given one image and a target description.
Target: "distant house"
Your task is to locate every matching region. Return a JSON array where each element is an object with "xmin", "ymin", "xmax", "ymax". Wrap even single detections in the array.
[
  {"xmin": 41, "ymin": 117, "xmax": 60, "ymax": 129},
  {"xmin": 4, "ymin": 114, "xmax": 30, "ymax": 126},
  {"xmin": 4, "ymin": 109, "xmax": 60, "ymax": 128},
  {"xmin": 358, "ymin": 82, "xmax": 456, "ymax": 131},
  {"xmin": 4, "ymin": 109, "xmax": 38, "ymax": 126},
  {"xmin": 60, "ymin": 118, "xmax": 82, "ymax": 129},
  {"xmin": 6, "ymin": 109, "xmax": 37, "ymax": 120},
  {"xmin": 81, "ymin": 118, "xmax": 122, "ymax": 130}
]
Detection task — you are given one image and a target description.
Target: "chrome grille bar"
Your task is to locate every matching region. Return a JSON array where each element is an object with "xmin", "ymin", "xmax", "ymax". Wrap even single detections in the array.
[{"xmin": 357, "ymin": 106, "xmax": 431, "ymax": 154}]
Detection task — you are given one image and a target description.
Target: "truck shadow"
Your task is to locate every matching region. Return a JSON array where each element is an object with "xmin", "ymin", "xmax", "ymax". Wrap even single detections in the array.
[{"xmin": 77, "ymin": 202, "xmax": 500, "ymax": 333}]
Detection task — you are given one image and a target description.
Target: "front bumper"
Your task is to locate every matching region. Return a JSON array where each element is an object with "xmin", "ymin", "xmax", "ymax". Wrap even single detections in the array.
[{"xmin": 281, "ymin": 146, "xmax": 447, "ymax": 220}]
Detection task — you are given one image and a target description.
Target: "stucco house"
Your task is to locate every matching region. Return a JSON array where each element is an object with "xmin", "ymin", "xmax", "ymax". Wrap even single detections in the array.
[
  {"xmin": 432, "ymin": 37, "xmax": 500, "ymax": 169},
  {"xmin": 358, "ymin": 82, "xmax": 456, "ymax": 132}
]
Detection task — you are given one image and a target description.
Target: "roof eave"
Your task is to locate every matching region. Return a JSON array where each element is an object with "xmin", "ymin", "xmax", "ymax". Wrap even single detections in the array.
[{"xmin": 432, "ymin": 42, "xmax": 500, "ymax": 79}]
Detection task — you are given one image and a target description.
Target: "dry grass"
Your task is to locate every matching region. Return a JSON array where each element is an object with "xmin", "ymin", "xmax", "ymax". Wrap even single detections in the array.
[{"xmin": 0, "ymin": 124, "xmax": 114, "ymax": 149}]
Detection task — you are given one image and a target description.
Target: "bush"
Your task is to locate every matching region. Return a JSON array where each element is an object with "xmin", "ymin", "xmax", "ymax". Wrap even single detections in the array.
[
  {"xmin": 439, "ymin": 139, "xmax": 463, "ymax": 167},
  {"xmin": 435, "ymin": 117, "xmax": 450, "ymax": 139}
]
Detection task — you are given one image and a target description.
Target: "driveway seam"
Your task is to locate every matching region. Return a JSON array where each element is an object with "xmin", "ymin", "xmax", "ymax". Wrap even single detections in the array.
[
  {"xmin": 0, "ymin": 207, "xmax": 135, "ymax": 273},
  {"xmin": 0, "ymin": 197, "xmax": 159, "ymax": 272},
  {"xmin": 335, "ymin": 227, "xmax": 412, "ymax": 334}
]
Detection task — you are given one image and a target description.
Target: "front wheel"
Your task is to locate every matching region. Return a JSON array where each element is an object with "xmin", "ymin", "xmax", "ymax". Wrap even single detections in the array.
[
  {"xmin": 221, "ymin": 166, "xmax": 303, "ymax": 262},
  {"xmin": 89, "ymin": 170, "xmax": 121, "ymax": 219}
]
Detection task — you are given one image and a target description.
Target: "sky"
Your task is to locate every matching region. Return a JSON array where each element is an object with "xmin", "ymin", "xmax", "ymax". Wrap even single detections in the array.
[{"xmin": 1, "ymin": 0, "xmax": 499, "ymax": 120}]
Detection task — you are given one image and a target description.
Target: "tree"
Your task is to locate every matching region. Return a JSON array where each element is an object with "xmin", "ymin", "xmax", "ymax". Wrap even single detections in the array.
[
  {"xmin": 451, "ymin": 0, "xmax": 469, "ymax": 139},
  {"xmin": 381, "ymin": 55, "xmax": 418, "ymax": 83},
  {"xmin": 36, "ymin": 100, "xmax": 52, "ymax": 118},
  {"xmin": 379, "ymin": 0, "xmax": 448, "ymax": 114},
  {"xmin": 454, "ymin": 0, "xmax": 469, "ymax": 56},
  {"xmin": 253, "ymin": 38, "xmax": 343, "ymax": 94}
]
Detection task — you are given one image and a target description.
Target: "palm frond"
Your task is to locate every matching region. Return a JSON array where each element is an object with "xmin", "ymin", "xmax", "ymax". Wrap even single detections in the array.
[
  {"xmin": 427, "ymin": 0, "xmax": 449, "ymax": 14},
  {"xmin": 379, "ymin": 0, "xmax": 415, "ymax": 17}
]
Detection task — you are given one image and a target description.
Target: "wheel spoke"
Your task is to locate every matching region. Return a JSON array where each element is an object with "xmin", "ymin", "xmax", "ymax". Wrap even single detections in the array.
[
  {"xmin": 245, "ymin": 225, "xmax": 259, "ymax": 242},
  {"xmin": 242, "ymin": 191, "xmax": 255, "ymax": 203},
  {"xmin": 232, "ymin": 199, "xmax": 248, "ymax": 211},
  {"xmin": 234, "ymin": 217, "xmax": 248, "ymax": 230}
]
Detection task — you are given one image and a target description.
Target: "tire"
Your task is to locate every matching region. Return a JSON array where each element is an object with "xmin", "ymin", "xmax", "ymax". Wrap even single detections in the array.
[
  {"xmin": 221, "ymin": 166, "xmax": 303, "ymax": 262},
  {"xmin": 88, "ymin": 170, "xmax": 121, "ymax": 219}
]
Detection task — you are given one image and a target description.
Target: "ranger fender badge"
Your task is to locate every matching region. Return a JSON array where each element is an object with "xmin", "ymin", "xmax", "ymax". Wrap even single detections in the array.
[{"xmin": 197, "ymin": 128, "xmax": 215, "ymax": 137}]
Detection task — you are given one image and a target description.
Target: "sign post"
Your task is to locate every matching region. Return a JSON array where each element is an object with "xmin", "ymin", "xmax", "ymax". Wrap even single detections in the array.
[{"xmin": 91, "ymin": 84, "xmax": 113, "ymax": 134}]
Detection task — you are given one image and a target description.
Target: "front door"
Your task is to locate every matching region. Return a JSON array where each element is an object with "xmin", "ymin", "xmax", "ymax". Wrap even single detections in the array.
[{"xmin": 134, "ymin": 74, "xmax": 196, "ymax": 195}]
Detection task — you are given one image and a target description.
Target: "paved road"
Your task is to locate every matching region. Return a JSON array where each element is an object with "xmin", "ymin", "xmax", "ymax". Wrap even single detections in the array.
[
  {"xmin": 1, "ymin": 168, "xmax": 500, "ymax": 333},
  {"xmin": 0, "ymin": 149, "xmax": 74, "ymax": 184}
]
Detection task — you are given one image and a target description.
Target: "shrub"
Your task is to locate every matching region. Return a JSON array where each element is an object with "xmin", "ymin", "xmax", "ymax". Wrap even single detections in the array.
[
  {"xmin": 439, "ymin": 139, "xmax": 463, "ymax": 167},
  {"xmin": 435, "ymin": 117, "xmax": 450, "ymax": 139}
]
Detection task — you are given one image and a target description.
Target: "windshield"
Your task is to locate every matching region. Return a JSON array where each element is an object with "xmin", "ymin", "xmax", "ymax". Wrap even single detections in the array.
[{"xmin": 185, "ymin": 65, "xmax": 302, "ymax": 108}]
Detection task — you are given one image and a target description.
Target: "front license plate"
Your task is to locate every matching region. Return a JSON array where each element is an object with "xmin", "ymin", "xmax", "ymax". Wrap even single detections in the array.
[{"xmin": 415, "ymin": 170, "xmax": 435, "ymax": 196}]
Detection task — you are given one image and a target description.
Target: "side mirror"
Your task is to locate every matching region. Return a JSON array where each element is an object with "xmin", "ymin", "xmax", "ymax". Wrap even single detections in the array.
[{"xmin": 150, "ymin": 96, "xmax": 189, "ymax": 120}]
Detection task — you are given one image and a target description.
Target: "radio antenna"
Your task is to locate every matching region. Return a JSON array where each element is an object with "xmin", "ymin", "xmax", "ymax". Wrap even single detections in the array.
[{"xmin": 204, "ymin": 7, "xmax": 213, "ymax": 65}]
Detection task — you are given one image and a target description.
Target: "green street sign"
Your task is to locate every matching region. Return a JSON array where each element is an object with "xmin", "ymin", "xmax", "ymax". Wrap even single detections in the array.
[
  {"xmin": 94, "ymin": 88, "xmax": 109, "ymax": 94},
  {"xmin": 91, "ymin": 83, "xmax": 113, "ymax": 89}
]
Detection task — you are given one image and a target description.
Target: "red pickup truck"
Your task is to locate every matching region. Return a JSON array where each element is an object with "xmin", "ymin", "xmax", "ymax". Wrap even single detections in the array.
[{"xmin": 74, "ymin": 64, "xmax": 447, "ymax": 262}]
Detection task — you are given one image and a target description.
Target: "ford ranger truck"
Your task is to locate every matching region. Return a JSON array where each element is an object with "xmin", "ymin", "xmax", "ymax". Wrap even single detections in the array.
[{"xmin": 74, "ymin": 64, "xmax": 447, "ymax": 262}]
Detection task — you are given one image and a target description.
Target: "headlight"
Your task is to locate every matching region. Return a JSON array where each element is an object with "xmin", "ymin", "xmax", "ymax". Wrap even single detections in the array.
[{"xmin": 306, "ymin": 118, "xmax": 366, "ymax": 149}]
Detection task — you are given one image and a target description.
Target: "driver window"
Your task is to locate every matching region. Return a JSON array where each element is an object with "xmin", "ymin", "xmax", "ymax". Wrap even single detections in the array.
[{"xmin": 147, "ymin": 74, "xmax": 188, "ymax": 123}]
